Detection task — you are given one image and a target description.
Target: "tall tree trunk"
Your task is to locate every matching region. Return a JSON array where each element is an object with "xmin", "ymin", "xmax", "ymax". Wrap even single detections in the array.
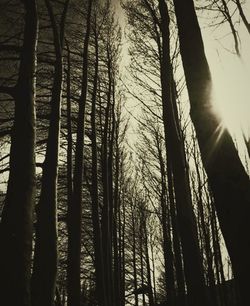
[
  {"xmin": 67, "ymin": 0, "xmax": 92, "ymax": 305},
  {"xmin": 0, "ymin": 1, "xmax": 38, "ymax": 305},
  {"xmin": 108, "ymin": 80, "xmax": 116, "ymax": 306},
  {"xmin": 192, "ymin": 137, "xmax": 218, "ymax": 306},
  {"xmin": 173, "ymin": 0, "xmax": 250, "ymax": 304},
  {"xmin": 113, "ymin": 112, "xmax": 121, "ymax": 306},
  {"xmin": 31, "ymin": 1, "xmax": 69, "ymax": 305},
  {"xmin": 101, "ymin": 43, "xmax": 113, "ymax": 306},
  {"xmin": 131, "ymin": 204, "xmax": 139, "ymax": 306},
  {"xmin": 156, "ymin": 135, "xmax": 176, "ymax": 306},
  {"xmin": 150, "ymin": 241, "xmax": 157, "ymax": 303},
  {"xmin": 145, "ymin": 1, "xmax": 186, "ymax": 303},
  {"xmin": 65, "ymin": 41, "xmax": 74, "ymax": 306},
  {"xmin": 89, "ymin": 28, "xmax": 107, "ymax": 306},
  {"xmin": 143, "ymin": 216, "xmax": 154, "ymax": 306},
  {"xmin": 210, "ymin": 198, "xmax": 227, "ymax": 306},
  {"xmin": 158, "ymin": 1, "xmax": 207, "ymax": 305},
  {"xmin": 139, "ymin": 223, "xmax": 146, "ymax": 306},
  {"xmin": 120, "ymin": 193, "xmax": 126, "ymax": 306}
]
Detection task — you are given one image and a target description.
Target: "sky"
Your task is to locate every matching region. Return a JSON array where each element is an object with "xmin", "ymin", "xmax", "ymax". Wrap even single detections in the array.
[{"xmin": 112, "ymin": 0, "xmax": 250, "ymax": 168}]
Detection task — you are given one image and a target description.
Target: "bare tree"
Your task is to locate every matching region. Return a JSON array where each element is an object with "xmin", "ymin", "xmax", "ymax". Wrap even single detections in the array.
[
  {"xmin": 173, "ymin": 0, "xmax": 250, "ymax": 304},
  {"xmin": 31, "ymin": 1, "xmax": 69, "ymax": 305},
  {"xmin": 0, "ymin": 0, "xmax": 38, "ymax": 305}
]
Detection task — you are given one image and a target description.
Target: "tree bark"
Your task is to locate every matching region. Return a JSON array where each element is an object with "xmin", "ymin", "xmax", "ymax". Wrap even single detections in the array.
[{"xmin": 0, "ymin": 1, "xmax": 38, "ymax": 305}]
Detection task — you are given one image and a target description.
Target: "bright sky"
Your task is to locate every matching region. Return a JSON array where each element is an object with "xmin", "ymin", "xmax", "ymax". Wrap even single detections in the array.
[
  {"xmin": 114, "ymin": 0, "xmax": 250, "ymax": 167},
  {"xmin": 200, "ymin": 1, "xmax": 250, "ymax": 161}
]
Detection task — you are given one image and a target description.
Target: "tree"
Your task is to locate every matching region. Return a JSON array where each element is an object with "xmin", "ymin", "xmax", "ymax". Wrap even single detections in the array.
[
  {"xmin": 173, "ymin": 0, "xmax": 250, "ymax": 304},
  {"xmin": 31, "ymin": 0, "xmax": 69, "ymax": 305},
  {"xmin": 0, "ymin": 0, "xmax": 38, "ymax": 305},
  {"xmin": 67, "ymin": 0, "xmax": 92, "ymax": 305}
]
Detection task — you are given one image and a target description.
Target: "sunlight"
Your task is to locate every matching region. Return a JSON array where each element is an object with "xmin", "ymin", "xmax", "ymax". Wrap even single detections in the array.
[
  {"xmin": 211, "ymin": 54, "xmax": 250, "ymax": 140},
  {"xmin": 201, "ymin": 4, "xmax": 250, "ymax": 156},
  {"xmin": 208, "ymin": 51, "xmax": 250, "ymax": 169}
]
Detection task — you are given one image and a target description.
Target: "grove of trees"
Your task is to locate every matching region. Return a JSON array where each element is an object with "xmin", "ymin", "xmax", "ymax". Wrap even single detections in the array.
[{"xmin": 0, "ymin": 0, "xmax": 249, "ymax": 306}]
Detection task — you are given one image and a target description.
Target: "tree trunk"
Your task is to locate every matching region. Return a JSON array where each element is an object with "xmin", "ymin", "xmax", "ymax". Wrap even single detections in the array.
[
  {"xmin": 156, "ymin": 135, "xmax": 176, "ymax": 306},
  {"xmin": 67, "ymin": 0, "xmax": 92, "ymax": 305},
  {"xmin": 194, "ymin": 159, "xmax": 218, "ymax": 306},
  {"xmin": 101, "ymin": 43, "xmax": 113, "ymax": 306},
  {"xmin": 89, "ymin": 28, "xmax": 107, "ymax": 306},
  {"xmin": 113, "ymin": 113, "xmax": 121, "ymax": 306},
  {"xmin": 131, "ymin": 204, "xmax": 139, "ymax": 306},
  {"xmin": 65, "ymin": 41, "xmax": 74, "ymax": 306},
  {"xmin": 173, "ymin": 0, "xmax": 250, "ymax": 304},
  {"xmin": 143, "ymin": 216, "xmax": 154, "ymax": 306},
  {"xmin": 159, "ymin": 1, "xmax": 207, "ymax": 305},
  {"xmin": 0, "ymin": 1, "xmax": 38, "ymax": 305},
  {"xmin": 31, "ymin": 1, "xmax": 69, "ymax": 305}
]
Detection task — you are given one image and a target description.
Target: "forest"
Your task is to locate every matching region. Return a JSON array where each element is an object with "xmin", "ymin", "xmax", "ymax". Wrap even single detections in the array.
[{"xmin": 0, "ymin": 0, "xmax": 250, "ymax": 305}]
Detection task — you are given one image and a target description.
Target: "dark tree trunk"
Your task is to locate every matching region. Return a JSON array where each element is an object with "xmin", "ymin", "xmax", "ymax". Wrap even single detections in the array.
[
  {"xmin": 139, "ymin": 224, "xmax": 146, "ymax": 306},
  {"xmin": 89, "ymin": 28, "xmax": 107, "ymax": 306},
  {"xmin": 208, "ymin": 190, "xmax": 229, "ymax": 306},
  {"xmin": 67, "ymin": 1, "xmax": 92, "ymax": 305},
  {"xmin": 120, "ymin": 194, "xmax": 126, "ymax": 306},
  {"xmin": 31, "ymin": 1, "xmax": 69, "ymax": 305},
  {"xmin": 113, "ymin": 114, "xmax": 121, "ymax": 306},
  {"xmin": 143, "ymin": 217, "xmax": 154, "ymax": 306},
  {"xmin": 131, "ymin": 203, "xmax": 139, "ymax": 306},
  {"xmin": 108, "ymin": 80, "xmax": 116, "ymax": 306},
  {"xmin": 156, "ymin": 135, "xmax": 176, "ymax": 306},
  {"xmin": 193, "ymin": 153, "xmax": 218, "ymax": 306},
  {"xmin": 101, "ymin": 43, "xmax": 113, "ymax": 306},
  {"xmin": 158, "ymin": 1, "xmax": 207, "ymax": 305},
  {"xmin": 173, "ymin": 0, "xmax": 250, "ymax": 304},
  {"xmin": 0, "ymin": 1, "xmax": 38, "ymax": 305},
  {"xmin": 65, "ymin": 41, "xmax": 74, "ymax": 306}
]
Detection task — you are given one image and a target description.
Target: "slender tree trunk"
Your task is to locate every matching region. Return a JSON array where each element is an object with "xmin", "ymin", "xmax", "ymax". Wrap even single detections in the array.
[
  {"xmin": 209, "ymin": 195, "xmax": 228, "ymax": 306},
  {"xmin": 32, "ymin": 1, "xmax": 69, "ymax": 305},
  {"xmin": 120, "ymin": 193, "xmax": 126, "ymax": 306},
  {"xmin": 108, "ymin": 80, "xmax": 116, "ymax": 306},
  {"xmin": 65, "ymin": 41, "xmax": 74, "ymax": 306},
  {"xmin": 89, "ymin": 28, "xmax": 107, "ymax": 306},
  {"xmin": 192, "ymin": 138, "xmax": 218, "ymax": 306},
  {"xmin": 113, "ymin": 114, "xmax": 121, "ymax": 306},
  {"xmin": 167, "ymin": 164, "xmax": 186, "ymax": 306},
  {"xmin": 67, "ymin": 1, "xmax": 92, "ymax": 305},
  {"xmin": 143, "ymin": 218, "xmax": 154, "ymax": 306},
  {"xmin": 147, "ymin": 2, "xmax": 186, "ymax": 303},
  {"xmin": 159, "ymin": 1, "xmax": 207, "ymax": 305},
  {"xmin": 168, "ymin": 86, "xmax": 186, "ymax": 306},
  {"xmin": 101, "ymin": 43, "xmax": 113, "ymax": 306},
  {"xmin": 0, "ymin": 1, "xmax": 38, "ymax": 305},
  {"xmin": 139, "ymin": 225, "xmax": 146, "ymax": 306},
  {"xmin": 173, "ymin": 0, "xmax": 250, "ymax": 304},
  {"xmin": 150, "ymin": 242, "xmax": 157, "ymax": 303},
  {"xmin": 156, "ymin": 136, "xmax": 176, "ymax": 306},
  {"xmin": 131, "ymin": 205, "xmax": 139, "ymax": 306}
]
